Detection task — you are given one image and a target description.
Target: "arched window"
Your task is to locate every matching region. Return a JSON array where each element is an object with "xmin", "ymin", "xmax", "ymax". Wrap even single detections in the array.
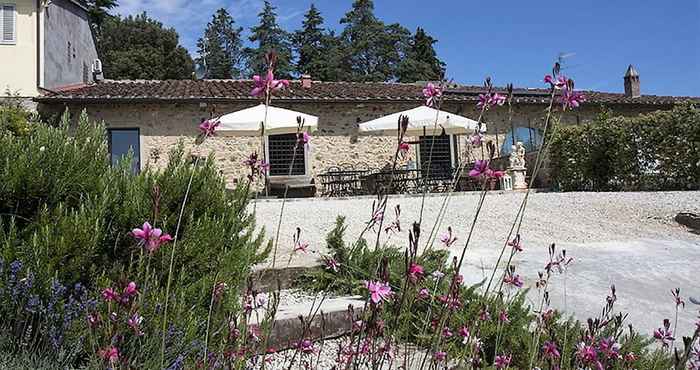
[{"xmin": 500, "ymin": 127, "xmax": 543, "ymax": 156}]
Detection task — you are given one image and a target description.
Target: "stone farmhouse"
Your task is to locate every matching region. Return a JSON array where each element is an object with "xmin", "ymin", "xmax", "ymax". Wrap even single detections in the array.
[{"xmin": 35, "ymin": 66, "xmax": 699, "ymax": 191}]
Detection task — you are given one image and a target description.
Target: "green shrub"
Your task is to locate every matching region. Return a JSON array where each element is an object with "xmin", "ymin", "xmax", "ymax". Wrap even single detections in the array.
[
  {"xmin": 0, "ymin": 97, "xmax": 33, "ymax": 137},
  {"xmin": 549, "ymin": 103, "xmax": 699, "ymax": 191},
  {"xmin": 0, "ymin": 111, "xmax": 270, "ymax": 367},
  {"xmin": 298, "ymin": 216, "xmax": 450, "ymax": 295}
]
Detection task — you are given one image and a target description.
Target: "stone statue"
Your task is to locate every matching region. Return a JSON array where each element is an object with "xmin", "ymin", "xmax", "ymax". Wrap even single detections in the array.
[
  {"xmin": 509, "ymin": 142, "xmax": 526, "ymax": 169},
  {"xmin": 508, "ymin": 141, "xmax": 528, "ymax": 190}
]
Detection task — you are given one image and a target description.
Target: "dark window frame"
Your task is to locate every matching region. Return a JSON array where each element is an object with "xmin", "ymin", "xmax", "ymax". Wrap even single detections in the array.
[
  {"xmin": 107, "ymin": 127, "xmax": 141, "ymax": 173},
  {"xmin": 418, "ymin": 134, "xmax": 455, "ymax": 177},
  {"xmin": 267, "ymin": 133, "xmax": 307, "ymax": 177}
]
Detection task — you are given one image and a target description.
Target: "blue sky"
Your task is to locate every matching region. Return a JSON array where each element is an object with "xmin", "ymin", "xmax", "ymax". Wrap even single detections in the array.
[{"xmin": 116, "ymin": 0, "xmax": 700, "ymax": 96}]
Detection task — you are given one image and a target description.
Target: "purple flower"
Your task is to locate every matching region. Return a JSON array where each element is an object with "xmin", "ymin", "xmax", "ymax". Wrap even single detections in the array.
[
  {"xmin": 297, "ymin": 338, "xmax": 316, "ymax": 354},
  {"xmin": 417, "ymin": 288, "xmax": 430, "ymax": 300},
  {"xmin": 507, "ymin": 235, "xmax": 523, "ymax": 252},
  {"xmin": 127, "ymin": 313, "xmax": 144, "ymax": 336},
  {"xmin": 494, "ymin": 354, "xmax": 511, "ymax": 369},
  {"xmin": 468, "ymin": 133, "xmax": 483, "ymax": 146},
  {"xmin": 323, "ymin": 256, "xmax": 340, "ymax": 272},
  {"xmin": 543, "ymin": 341, "xmax": 561, "ymax": 360},
  {"xmin": 433, "ymin": 351, "xmax": 447, "ymax": 362},
  {"xmin": 198, "ymin": 118, "xmax": 219, "ymax": 138},
  {"xmin": 559, "ymin": 82, "xmax": 586, "ymax": 109},
  {"xmin": 469, "ymin": 160, "xmax": 504, "ymax": 179},
  {"xmin": 408, "ymin": 262, "xmax": 424, "ymax": 283},
  {"xmin": 98, "ymin": 346, "xmax": 119, "ymax": 363},
  {"xmin": 439, "ymin": 226, "xmax": 458, "ymax": 248},
  {"xmin": 131, "ymin": 222, "xmax": 173, "ymax": 254},
  {"xmin": 503, "ymin": 271, "xmax": 524, "ymax": 288},
  {"xmin": 298, "ymin": 131, "xmax": 311, "ymax": 146},
  {"xmin": 365, "ymin": 280, "xmax": 393, "ymax": 305},
  {"xmin": 477, "ymin": 92, "xmax": 506, "ymax": 110},
  {"xmin": 498, "ymin": 309, "xmax": 510, "ymax": 323},
  {"xmin": 576, "ymin": 342, "xmax": 598, "ymax": 364},
  {"xmin": 653, "ymin": 319, "xmax": 674, "ymax": 347},
  {"xmin": 544, "ymin": 74, "xmax": 567, "ymax": 89},
  {"xmin": 671, "ymin": 288, "xmax": 685, "ymax": 308},
  {"xmin": 251, "ymin": 70, "xmax": 289, "ymax": 97},
  {"xmin": 101, "ymin": 287, "xmax": 119, "ymax": 302},
  {"xmin": 423, "ymin": 82, "xmax": 442, "ymax": 107}
]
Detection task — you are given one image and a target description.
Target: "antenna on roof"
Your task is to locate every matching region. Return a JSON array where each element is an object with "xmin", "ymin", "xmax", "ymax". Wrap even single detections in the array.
[{"xmin": 556, "ymin": 52, "xmax": 582, "ymax": 71}]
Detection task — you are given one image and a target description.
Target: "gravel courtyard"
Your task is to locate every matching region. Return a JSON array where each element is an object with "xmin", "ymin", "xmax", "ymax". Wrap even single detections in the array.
[{"xmin": 252, "ymin": 191, "xmax": 700, "ymax": 335}]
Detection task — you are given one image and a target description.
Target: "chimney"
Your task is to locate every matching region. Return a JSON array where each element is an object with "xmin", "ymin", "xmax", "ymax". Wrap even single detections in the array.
[
  {"xmin": 301, "ymin": 74, "xmax": 312, "ymax": 89},
  {"xmin": 624, "ymin": 65, "xmax": 640, "ymax": 98}
]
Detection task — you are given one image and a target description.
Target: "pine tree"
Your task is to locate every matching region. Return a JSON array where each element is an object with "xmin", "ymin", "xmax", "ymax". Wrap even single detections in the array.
[
  {"xmin": 339, "ymin": 0, "xmax": 410, "ymax": 82},
  {"xmin": 293, "ymin": 4, "xmax": 324, "ymax": 76},
  {"xmin": 397, "ymin": 27, "xmax": 446, "ymax": 82},
  {"xmin": 196, "ymin": 8, "xmax": 245, "ymax": 79},
  {"xmin": 246, "ymin": 1, "xmax": 293, "ymax": 78}
]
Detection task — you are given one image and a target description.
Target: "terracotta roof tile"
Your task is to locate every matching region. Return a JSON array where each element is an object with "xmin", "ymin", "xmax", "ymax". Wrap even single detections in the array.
[{"xmin": 35, "ymin": 79, "xmax": 699, "ymax": 106}]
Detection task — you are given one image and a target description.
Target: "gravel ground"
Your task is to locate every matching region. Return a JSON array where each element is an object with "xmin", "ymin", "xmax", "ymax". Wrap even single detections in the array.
[
  {"xmin": 251, "ymin": 191, "xmax": 700, "ymax": 268},
  {"xmin": 251, "ymin": 191, "xmax": 700, "ymax": 337}
]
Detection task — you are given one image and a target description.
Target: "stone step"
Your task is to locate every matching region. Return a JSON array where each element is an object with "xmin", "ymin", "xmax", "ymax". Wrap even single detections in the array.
[{"xmin": 249, "ymin": 295, "xmax": 365, "ymax": 350}]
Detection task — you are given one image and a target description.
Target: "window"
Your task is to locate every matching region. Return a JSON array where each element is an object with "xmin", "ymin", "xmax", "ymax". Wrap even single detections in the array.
[
  {"xmin": 500, "ymin": 127, "xmax": 543, "ymax": 156},
  {"xmin": 0, "ymin": 4, "xmax": 16, "ymax": 44},
  {"xmin": 108, "ymin": 128, "xmax": 140, "ymax": 173},
  {"xmin": 419, "ymin": 134, "xmax": 454, "ymax": 177},
  {"xmin": 267, "ymin": 133, "xmax": 306, "ymax": 176}
]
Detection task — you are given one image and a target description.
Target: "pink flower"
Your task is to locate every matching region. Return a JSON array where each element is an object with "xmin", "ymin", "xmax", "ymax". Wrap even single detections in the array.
[
  {"xmin": 399, "ymin": 141, "xmax": 410, "ymax": 154},
  {"xmin": 101, "ymin": 287, "xmax": 119, "ymax": 302},
  {"xmin": 559, "ymin": 82, "xmax": 586, "ymax": 109},
  {"xmin": 418, "ymin": 288, "xmax": 430, "ymax": 300},
  {"xmin": 469, "ymin": 133, "xmax": 483, "ymax": 146},
  {"xmin": 671, "ymin": 288, "xmax": 685, "ymax": 308},
  {"xmin": 408, "ymin": 263, "xmax": 424, "ymax": 283},
  {"xmin": 576, "ymin": 342, "xmax": 598, "ymax": 364},
  {"xmin": 294, "ymin": 240, "xmax": 309, "ymax": 253},
  {"xmin": 442, "ymin": 326, "xmax": 453, "ymax": 338},
  {"xmin": 423, "ymin": 82, "xmax": 442, "ymax": 107},
  {"xmin": 98, "ymin": 346, "xmax": 119, "ymax": 363},
  {"xmin": 251, "ymin": 70, "xmax": 289, "ymax": 97},
  {"xmin": 87, "ymin": 312, "xmax": 101, "ymax": 328},
  {"xmin": 469, "ymin": 160, "xmax": 504, "ymax": 179},
  {"xmin": 213, "ymin": 281, "xmax": 227, "ymax": 302},
  {"xmin": 544, "ymin": 74, "xmax": 567, "ymax": 89},
  {"xmin": 494, "ymin": 354, "xmax": 511, "ymax": 369},
  {"xmin": 653, "ymin": 319, "xmax": 674, "ymax": 347},
  {"xmin": 543, "ymin": 341, "xmax": 561, "ymax": 360},
  {"xmin": 439, "ymin": 226, "xmax": 457, "ymax": 248},
  {"xmin": 298, "ymin": 131, "xmax": 311, "ymax": 146},
  {"xmin": 459, "ymin": 326, "xmax": 470, "ymax": 339},
  {"xmin": 323, "ymin": 256, "xmax": 340, "ymax": 272},
  {"xmin": 503, "ymin": 272, "xmax": 524, "ymax": 288},
  {"xmin": 297, "ymin": 339, "xmax": 316, "ymax": 354},
  {"xmin": 198, "ymin": 118, "xmax": 220, "ymax": 138},
  {"xmin": 365, "ymin": 280, "xmax": 393, "ymax": 305},
  {"xmin": 499, "ymin": 309, "xmax": 510, "ymax": 323},
  {"xmin": 131, "ymin": 222, "xmax": 172, "ymax": 254},
  {"xmin": 433, "ymin": 351, "xmax": 447, "ymax": 362},
  {"xmin": 123, "ymin": 282, "xmax": 138, "ymax": 297},
  {"xmin": 127, "ymin": 313, "xmax": 144, "ymax": 336},
  {"xmin": 477, "ymin": 92, "xmax": 506, "ymax": 110},
  {"xmin": 479, "ymin": 308, "xmax": 491, "ymax": 321},
  {"xmin": 507, "ymin": 235, "xmax": 523, "ymax": 252}
]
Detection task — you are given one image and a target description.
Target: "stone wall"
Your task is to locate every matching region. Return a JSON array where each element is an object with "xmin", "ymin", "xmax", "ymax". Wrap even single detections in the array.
[{"xmin": 38, "ymin": 99, "xmax": 666, "ymax": 189}]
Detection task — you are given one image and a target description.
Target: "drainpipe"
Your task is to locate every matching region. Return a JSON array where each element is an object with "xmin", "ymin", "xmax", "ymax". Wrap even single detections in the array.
[{"xmin": 35, "ymin": 0, "xmax": 44, "ymax": 91}]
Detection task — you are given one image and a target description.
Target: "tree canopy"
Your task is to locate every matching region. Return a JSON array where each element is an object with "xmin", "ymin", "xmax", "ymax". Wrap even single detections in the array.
[
  {"xmin": 245, "ymin": 1, "xmax": 293, "ymax": 78},
  {"xmin": 98, "ymin": 13, "xmax": 195, "ymax": 80},
  {"xmin": 93, "ymin": 1, "xmax": 447, "ymax": 82},
  {"xmin": 196, "ymin": 8, "xmax": 245, "ymax": 79}
]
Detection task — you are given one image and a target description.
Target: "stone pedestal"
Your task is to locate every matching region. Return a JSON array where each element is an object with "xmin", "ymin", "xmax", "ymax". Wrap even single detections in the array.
[{"xmin": 508, "ymin": 167, "xmax": 528, "ymax": 190}]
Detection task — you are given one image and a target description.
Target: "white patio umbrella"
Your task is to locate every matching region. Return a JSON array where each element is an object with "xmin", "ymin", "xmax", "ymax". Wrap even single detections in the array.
[
  {"xmin": 215, "ymin": 104, "xmax": 318, "ymax": 136},
  {"xmin": 358, "ymin": 105, "xmax": 478, "ymax": 136}
]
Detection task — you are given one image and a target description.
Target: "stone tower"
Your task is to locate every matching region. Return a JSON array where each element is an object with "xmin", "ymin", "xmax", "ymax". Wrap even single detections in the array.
[{"xmin": 624, "ymin": 65, "xmax": 640, "ymax": 98}]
